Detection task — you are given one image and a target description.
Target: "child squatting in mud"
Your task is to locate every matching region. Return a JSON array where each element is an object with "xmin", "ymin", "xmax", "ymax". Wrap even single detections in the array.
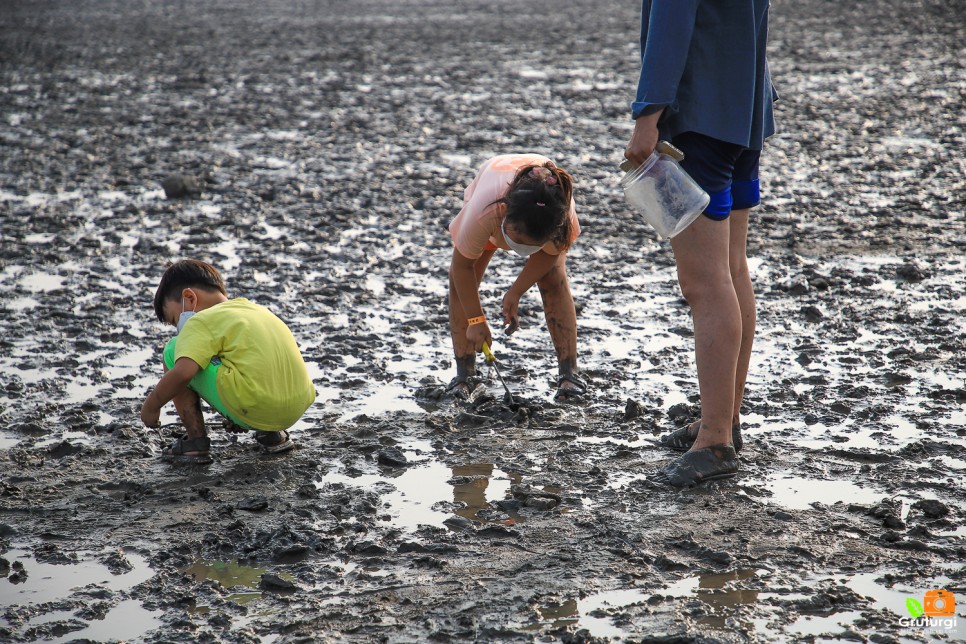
[
  {"xmin": 447, "ymin": 154, "xmax": 586, "ymax": 402},
  {"xmin": 140, "ymin": 260, "xmax": 316, "ymax": 464}
]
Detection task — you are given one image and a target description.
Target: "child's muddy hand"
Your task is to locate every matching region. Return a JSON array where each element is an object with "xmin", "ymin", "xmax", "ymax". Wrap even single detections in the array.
[
  {"xmin": 466, "ymin": 322, "xmax": 492, "ymax": 353},
  {"xmin": 140, "ymin": 399, "xmax": 161, "ymax": 428},
  {"xmin": 504, "ymin": 315, "xmax": 520, "ymax": 335}
]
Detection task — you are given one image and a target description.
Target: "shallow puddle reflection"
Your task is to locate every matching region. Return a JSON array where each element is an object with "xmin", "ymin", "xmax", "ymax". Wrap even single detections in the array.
[
  {"xmin": 0, "ymin": 547, "xmax": 159, "ymax": 643},
  {"xmin": 181, "ymin": 558, "xmax": 296, "ymax": 611},
  {"xmin": 664, "ymin": 568, "xmax": 764, "ymax": 630},
  {"xmin": 317, "ymin": 461, "xmax": 525, "ymax": 531}
]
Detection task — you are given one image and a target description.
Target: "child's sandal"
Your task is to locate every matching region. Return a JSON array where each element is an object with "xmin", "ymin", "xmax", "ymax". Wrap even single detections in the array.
[{"xmin": 161, "ymin": 436, "xmax": 212, "ymax": 464}]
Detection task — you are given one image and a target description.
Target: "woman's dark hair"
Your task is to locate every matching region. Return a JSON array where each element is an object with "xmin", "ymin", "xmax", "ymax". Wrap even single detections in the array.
[
  {"xmin": 493, "ymin": 162, "xmax": 575, "ymax": 250},
  {"xmin": 153, "ymin": 259, "xmax": 227, "ymax": 322}
]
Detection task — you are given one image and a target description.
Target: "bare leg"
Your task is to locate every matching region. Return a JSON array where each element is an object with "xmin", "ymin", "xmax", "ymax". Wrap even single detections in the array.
[
  {"xmin": 163, "ymin": 363, "xmax": 206, "ymax": 440},
  {"xmin": 681, "ymin": 207, "xmax": 755, "ymax": 435},
  {"xmin": 448, "ymin": 249, "xmax": 495, "ymax": 392},
  {"xmin": 729, "ymin": 208, "xmax": 755, "ymax": 426},
  {"xmin": 536, "ymin": 252, "xmax": 579, "ymax": 393},
  {"xmin": 670, "ymin": 216, "xmax": 741, "ymax": 449}
]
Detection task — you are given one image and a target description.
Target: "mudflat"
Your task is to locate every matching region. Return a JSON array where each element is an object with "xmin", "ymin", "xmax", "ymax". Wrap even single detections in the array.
[{"xmin": 1, "ymin": 0, "xmax": 964, "ymax": 642}]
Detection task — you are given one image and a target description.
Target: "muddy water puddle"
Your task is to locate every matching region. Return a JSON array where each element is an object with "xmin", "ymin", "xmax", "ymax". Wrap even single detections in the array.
[
  {"xmin": 0, "ymin": 547, "xmax": 161, "ymax": 643},
  {"xmin": 182, "ymin": 558, "xmax": 296, "ymax": 612},
  {"xmin": 317, "ymin": 459, "xmax": 525, "ymax": 530},
  {"xmin": 529, "ymin": 566, "xmax": 965, "ymax": 640}
]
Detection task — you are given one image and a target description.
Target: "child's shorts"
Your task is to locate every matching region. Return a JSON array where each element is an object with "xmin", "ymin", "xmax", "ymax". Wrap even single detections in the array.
[
  {"xmin": 673, "ymin": 131, "xmax": 762, "ymax": 221},
  {"xmin": 163, "ymin": 337, "xmax": 254, "ymax": 430}
]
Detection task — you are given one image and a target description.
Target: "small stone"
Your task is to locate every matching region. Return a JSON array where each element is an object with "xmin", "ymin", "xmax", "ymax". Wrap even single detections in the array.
[
  {"xmin": 912, "ymin": 499, "xmax": 949, "ymax": 518},
  {"xmin": 350, "ymin": 540, "xmax": 388, "ymax": 555},
  {"xmin": 883, "ymin": 516, "xmax": 906, "ymax": 529},
  {"xmin": 623, "ymin": 398, "xmax": 646, "ymax": 421},
  {"xmin": 161, "ymin": 174, "xmax": 203, "ymax": 199},
  {"xmin": 377, "ymin": 447, "xmax": 408, "ymax": 467},
  {"xmin": 772, "ymin": 511, "xmax": 794, "ymax": 521},
  {"xmin": 259, "ymin": 573, "xmax": 297, "ymax": 590},
  {"xmin": 237, "ymin": 497, "xmax": 269, "ymax": 512}
]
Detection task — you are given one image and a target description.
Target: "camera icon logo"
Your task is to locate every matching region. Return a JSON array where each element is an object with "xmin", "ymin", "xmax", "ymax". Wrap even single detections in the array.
[{"xmin": 924, "ymin": 589, "xmax": 956, "ymax": 617}]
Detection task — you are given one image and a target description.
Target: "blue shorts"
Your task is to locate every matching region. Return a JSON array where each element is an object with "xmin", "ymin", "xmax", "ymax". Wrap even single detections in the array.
[{"xmin": 673, "ymin": 131, "xmax": 762, "ymax": 221}]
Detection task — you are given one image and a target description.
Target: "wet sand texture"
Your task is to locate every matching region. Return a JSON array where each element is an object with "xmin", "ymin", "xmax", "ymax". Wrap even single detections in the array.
[{"xmin": 1, "ymin": 0, "xmax": 965, "ymax": 642}]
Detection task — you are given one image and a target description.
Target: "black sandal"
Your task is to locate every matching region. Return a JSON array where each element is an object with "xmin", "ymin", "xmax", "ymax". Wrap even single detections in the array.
[
  {"xmin": 161, "ymin": 435, "xmax": 212, "ymax": 464},
  {"xmin": 652, "ymin": 445, "xmax": 739, "ymax": 489},
  {"xmin": 658, "ymin": 422, "xmax": 744, "ymax": 453},
  {"xmin": 554, "ymin": 373, "xmax": 587, "ymax": 402},
  {"xmin": 254, "ymin": 430, "xmax": 295, "ymax": 454},
  {"xmin": 445, "ymin": 376, "xmax": 479, "ymax": 400}
]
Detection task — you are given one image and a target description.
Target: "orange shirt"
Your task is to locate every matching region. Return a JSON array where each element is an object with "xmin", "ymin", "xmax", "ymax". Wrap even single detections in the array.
[{"xmin": 449, "ymin": 154, "xmax": 580, "ymax": 260}]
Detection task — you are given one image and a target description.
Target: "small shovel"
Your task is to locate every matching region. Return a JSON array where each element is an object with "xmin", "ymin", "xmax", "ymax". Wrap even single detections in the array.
[{"xmin": 481, "ymin": 342, "xmax": 518, "ymax": 409}]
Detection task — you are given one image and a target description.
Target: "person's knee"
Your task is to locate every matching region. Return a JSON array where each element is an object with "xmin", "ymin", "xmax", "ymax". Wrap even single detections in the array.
[{"xmin": 677, "ymin": 272, "xmax": 731, "ymax": 306}]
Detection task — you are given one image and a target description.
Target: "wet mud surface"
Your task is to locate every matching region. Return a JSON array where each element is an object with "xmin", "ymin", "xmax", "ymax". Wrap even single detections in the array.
[{"xmin": 1, "ymin": 0, "xmax": 965, "ymax": 641}]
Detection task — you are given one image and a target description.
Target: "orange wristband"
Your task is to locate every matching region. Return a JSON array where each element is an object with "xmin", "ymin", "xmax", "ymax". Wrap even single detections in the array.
[{"xmin": 466, "ymin": 315, "xmax": 486, "ymax": 326}]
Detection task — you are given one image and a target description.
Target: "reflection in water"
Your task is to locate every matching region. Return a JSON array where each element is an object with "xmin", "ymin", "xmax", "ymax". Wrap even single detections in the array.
[
  {"xmin": 690, "ymin": 569, "xmax": 761, "ymax": 629},
  {"xmin": 526, "ymin": 569, "xmax": 767, "ymax": 637},
  {"xmin": 181, "ymin": 558, "xmax": 295, "ymax": 611},
  {"xmin": 450, "ymin": 464, "xmax": 522, "ymax": 524},
  {"xmin": 1, "ymin": 548, "xmax": 160, "ymax": 642},
  {"xmin": 318, "ymin": 461, "xmax": 527, "ymax": 531}
]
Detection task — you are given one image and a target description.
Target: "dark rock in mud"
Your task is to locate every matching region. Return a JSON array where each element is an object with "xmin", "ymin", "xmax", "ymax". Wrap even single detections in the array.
[
  {"xmin": 33, "ymin": 543, "xmax": 77, "ymax": 565},
  {"xmin": 911, "ymin": 499, "xmax": 949, "ymax": 518},
  {"xmin": 47, "ymin": 440, "xmax": 84, "ymax": 459},
  {"xmin": 476, "ymin": 525, "xmax": 519, "ymax": 538},
  {"xmin": 296, "ymin": 483, "xmax": 319, "ymax": 498},
  {"xmin": 161, "ymin": 174, "xmax": 203, "ymax": 199},
  {"xmin": 349, "ymin": 540, "xmax": 388, "ymax": 555},
  {"xmin": 896, "ymin": 263, "xmax": 928, "ymax": 282},
  {"xmin": 512, "ymin": 485, "xmax": 562, "ymax": 511},
  {"xmin": 237, "ymin": 497, "xmax": 269, "ymax": 512},
  {"xmin": 260, "ymin": 573, "xmax": 297, "ymax": 591},
  {"xmin": 377, "ymin": 447, "xmax": 408, "ymax": 467},
  {"xmin": 455, "ymin": 411, "xmax": 491, "ymax": 428},
  {"xmin": 801, "ymin": 305, "xmax": 824, "ymax": 322},
  {"xmin": 623, "ymin": 398, "xmax": 646, "ymax": 421},
  {"xmin": 101, "ymin": 550, "xmax": 134, "ymax": 574},
  {"xmin": 666, "ymin": 403, "xmax": 693, "ymax": 423},
  {"xmin": 0, "ymin": 523, "xmax": 15, "ymax": 537},
  {"xmin": 443, "ymin": 516, "xmax": 475, "ymax": 532}
]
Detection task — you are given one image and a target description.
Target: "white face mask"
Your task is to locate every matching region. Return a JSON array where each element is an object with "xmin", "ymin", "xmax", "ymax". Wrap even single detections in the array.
[
  {"xmin": 501, "ymin": 219, "xmax": 544, "ymax": 257},
  {"xmin": 176, "ymin": 294, "xmax": 196, "ymax": 334}
]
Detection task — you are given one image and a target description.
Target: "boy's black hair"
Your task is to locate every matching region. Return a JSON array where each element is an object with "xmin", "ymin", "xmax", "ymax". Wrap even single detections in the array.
[
  {"xmin": 153, "ymin": 259, "xmax": 227, "ymax": 322},
  {"xmin": 494, "ymin": 163, "xmax": 575, "ymax": 250}
]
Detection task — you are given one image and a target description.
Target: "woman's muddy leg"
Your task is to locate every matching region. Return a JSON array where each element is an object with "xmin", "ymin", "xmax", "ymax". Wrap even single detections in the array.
[
  {"xmin": 448, "ymin": 249, "xmax": 495, "ymax": 389},
  {"xmin": 537, "ymin": 252, "xmax": 578, "ymax": 388}
]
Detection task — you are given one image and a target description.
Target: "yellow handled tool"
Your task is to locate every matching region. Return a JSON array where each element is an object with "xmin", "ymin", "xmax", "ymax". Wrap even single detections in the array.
[{"xmin": 482, "ymin": 342, "xmax": 516, "ymax": 407}]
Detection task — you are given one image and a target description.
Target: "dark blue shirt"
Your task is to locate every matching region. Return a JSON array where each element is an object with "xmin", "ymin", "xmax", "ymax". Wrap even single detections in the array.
[{"xmin": 632, "ymin": 0, "xmax": 778, "ymax": 150}]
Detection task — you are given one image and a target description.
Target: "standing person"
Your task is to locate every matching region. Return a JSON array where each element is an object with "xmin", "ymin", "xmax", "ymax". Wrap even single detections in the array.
[
  {"xmin": 447, "ymin": 154, "xmax": 586, "ymax": 402},
  {"xmin": 140, "ymin": 259, "xmax": 316, "ymax": 464},
  {"xmin": 624, "ymin": 0, "xmax": 778, "ymax": 487}
]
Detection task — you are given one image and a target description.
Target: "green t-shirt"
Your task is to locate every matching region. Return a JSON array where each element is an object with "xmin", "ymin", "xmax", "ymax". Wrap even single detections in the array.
[{"xmin": 175, "ymin": 298, "xmax": 315, "ymax": 430}]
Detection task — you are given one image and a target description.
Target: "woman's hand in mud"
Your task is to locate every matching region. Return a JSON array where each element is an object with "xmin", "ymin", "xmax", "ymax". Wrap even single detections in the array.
[
  {"xmin": 140, "ymin": 393, "xmax": 161, "ymax": 428},
  {"xmin": 501, "ymin": 290, "xmax": 521, "ymax": 335},
  {"xmin": 465, "ymin": 320, "xmax": 492, "ymax": 353}
]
